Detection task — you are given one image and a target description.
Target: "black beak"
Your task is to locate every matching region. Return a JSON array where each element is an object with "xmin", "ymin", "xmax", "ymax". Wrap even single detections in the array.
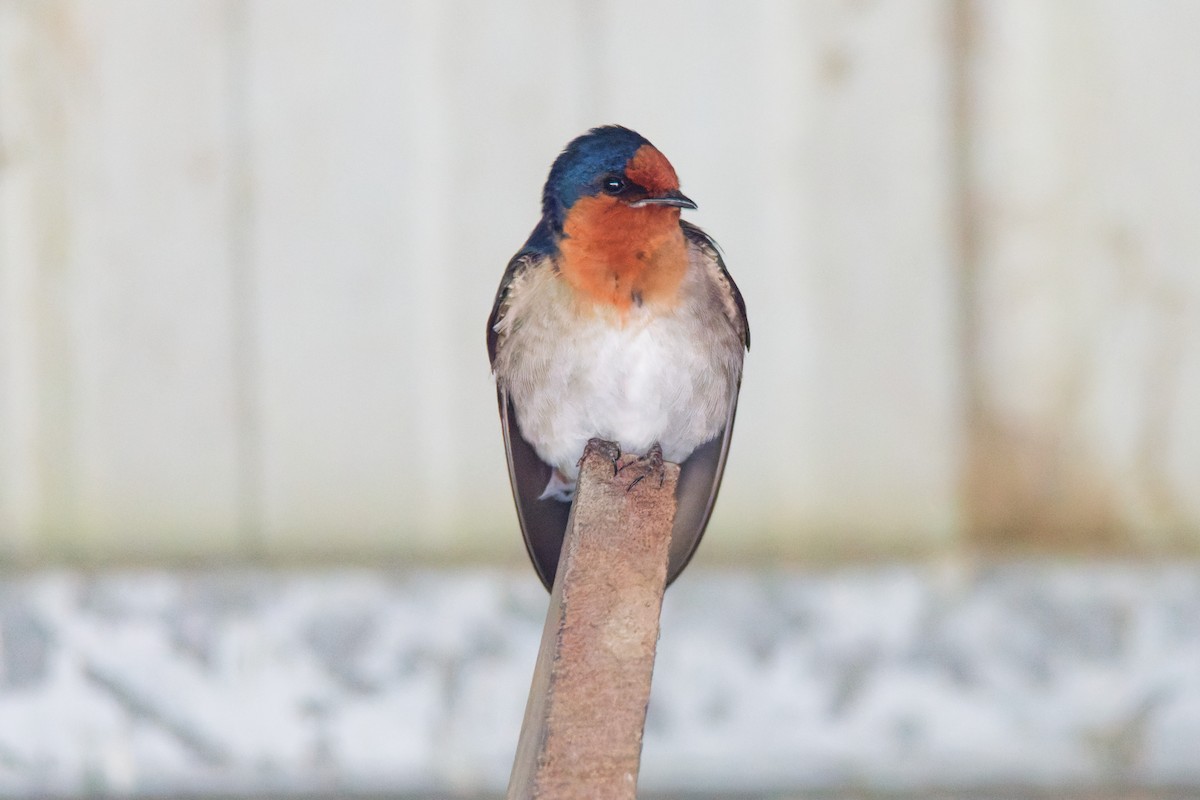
[{"xmin": 629, "ymin": 189, "xmax": 697, "ymax": 210}]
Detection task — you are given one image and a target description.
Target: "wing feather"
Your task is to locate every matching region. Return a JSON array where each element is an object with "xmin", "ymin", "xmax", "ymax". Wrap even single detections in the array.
[
  {"xmin": 681, "ymin": 219, "xmax": 750, "ymax": 350},
  {"xmin": 498, "ymin": 387, "xmax": 571, "ymax": 589},
  {"xmin": 664, "ymin": 223, "xmax": 748, "ymax": 583}
]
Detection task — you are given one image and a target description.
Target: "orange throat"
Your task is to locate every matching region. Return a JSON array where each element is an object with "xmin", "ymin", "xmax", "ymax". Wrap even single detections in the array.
[{"xmin": 557, "ymin": 195, "xmax": 689, "ymax": 315}]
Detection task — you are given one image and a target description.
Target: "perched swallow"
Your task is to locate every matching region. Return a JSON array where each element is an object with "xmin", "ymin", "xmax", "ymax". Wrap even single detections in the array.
[{"xmin": 487, "ymin": 125, "xmax": 749, "ymax": 590}]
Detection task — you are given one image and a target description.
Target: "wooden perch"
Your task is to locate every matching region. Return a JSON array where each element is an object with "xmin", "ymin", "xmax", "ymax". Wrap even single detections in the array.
[{"xmin": 507, "ymin": 446, "xmax": 681, "ymax": 800}]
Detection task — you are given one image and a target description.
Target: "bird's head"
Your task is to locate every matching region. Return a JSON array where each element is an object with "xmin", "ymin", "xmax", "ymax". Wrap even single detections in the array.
[{"xmin": 541, "ymin": 125, "xmax": 696, "ymax": 233}]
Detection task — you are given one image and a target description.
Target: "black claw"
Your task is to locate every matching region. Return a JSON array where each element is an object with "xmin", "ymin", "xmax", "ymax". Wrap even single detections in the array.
[
  {"xmin": 622, "ymin": 442, "xmax": 666, "ymax": 492},
  {"xmin": 579, "ymin": 437, "xmax": 621, "ymax": 476}
]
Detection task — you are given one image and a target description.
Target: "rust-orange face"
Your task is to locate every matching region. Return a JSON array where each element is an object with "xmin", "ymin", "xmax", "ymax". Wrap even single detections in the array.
[
  {"xmin": 623, "ymin": 144, "xmax": 686, "ymax": 204},
  {"xmin": 540, "ymin": 127, "xmax": 697, "ymax": 313}
]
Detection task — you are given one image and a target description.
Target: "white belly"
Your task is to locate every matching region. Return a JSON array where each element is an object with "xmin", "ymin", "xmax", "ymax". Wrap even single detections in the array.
[{"xmin": 507, "ymin": 310, "xmax": 736, "ymax": 478}]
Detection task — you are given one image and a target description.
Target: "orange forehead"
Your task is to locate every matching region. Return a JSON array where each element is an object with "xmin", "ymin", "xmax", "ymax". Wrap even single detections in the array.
[{"xmin": 625, "ymin": 144, "xmax": 680, "ymax": 194}]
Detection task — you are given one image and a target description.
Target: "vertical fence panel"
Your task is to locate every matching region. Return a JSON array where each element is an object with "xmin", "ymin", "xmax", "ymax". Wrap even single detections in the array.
[
  {"xmin": 966, "ymin": 0, "xmax": 1200, "ymax": 549},
  {"xmin": 247, "ymin": 0, "xmax": 428, "ymax": 559},
  {"xmin": 0, "ymin": 3, "xmax": 46, "ymax": 558},
  {"xmin": 0, "ymin": 1, "xmax": 242, "ymax": 561}
]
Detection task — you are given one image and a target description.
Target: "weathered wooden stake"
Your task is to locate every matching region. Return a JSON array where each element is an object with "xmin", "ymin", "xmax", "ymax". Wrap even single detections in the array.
[{"xmin": 507, "ymin": 447, "xmax": 680, "ymax": 800}]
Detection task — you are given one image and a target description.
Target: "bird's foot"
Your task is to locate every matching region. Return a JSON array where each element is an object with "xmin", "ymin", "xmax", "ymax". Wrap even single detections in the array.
[
  {"xmin": 619, "ymin": 442, "xmax": 665, "ymax": 492},
  {"xmin": 578, "ymin": 437, "xmax": 622, "ymax": 477}
]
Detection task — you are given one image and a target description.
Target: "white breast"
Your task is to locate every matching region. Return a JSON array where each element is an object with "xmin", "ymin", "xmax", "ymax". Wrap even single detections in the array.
[{"xmin": 495, "ymin": 251, "xmax": 744, "ymax": 478}]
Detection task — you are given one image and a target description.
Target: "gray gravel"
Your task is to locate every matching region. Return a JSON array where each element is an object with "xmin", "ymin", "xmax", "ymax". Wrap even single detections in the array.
[{"xmin": 1, "ymin": 564, "xmax": 1198, "ymax": 797}]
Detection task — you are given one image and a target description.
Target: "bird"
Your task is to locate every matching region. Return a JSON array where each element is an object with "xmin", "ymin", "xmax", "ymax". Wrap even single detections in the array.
[{"xmin": 487, "ymin": 125, "xmax": 749, "ymax": 590}]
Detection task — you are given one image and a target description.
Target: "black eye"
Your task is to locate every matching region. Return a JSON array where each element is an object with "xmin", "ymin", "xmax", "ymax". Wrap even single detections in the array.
[{"xmin": 601, "ymin": 175, "xmax": 627, "ymax": 195}]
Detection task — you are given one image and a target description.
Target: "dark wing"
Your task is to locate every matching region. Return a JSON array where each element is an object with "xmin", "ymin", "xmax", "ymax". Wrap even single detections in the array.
[
  {"xmin": 488, "ymin": 222, "xmax": 570, "ymax": 589},
  {"xmin": 664, "ymin": 222, "xmax": 750, "ymax": 584},
  {"xmin": 666, "ymin": 398, "xmax": 740, "ymax": 583},
  {"xmin": 498, "ymin": 386, "xmax": 571, "ymax": 589},
  {"xmin": 681, "ymin": 220, "xmax": 750, "ymax": 349},
  {"xmin": 487, "ymin": 219, "xmax": 556, "ymax": 367}
]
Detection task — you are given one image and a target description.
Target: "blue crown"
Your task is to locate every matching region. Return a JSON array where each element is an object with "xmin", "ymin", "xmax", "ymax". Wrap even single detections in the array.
[{"xmin": 541, "ymin": 126, "xmax": 652, "ymax": 228}]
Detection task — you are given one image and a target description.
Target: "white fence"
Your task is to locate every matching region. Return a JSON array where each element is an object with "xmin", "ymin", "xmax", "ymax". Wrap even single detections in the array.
[{"xmin": 1, "ymin": 1, "xmax": 1198, "ymax": 565}]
